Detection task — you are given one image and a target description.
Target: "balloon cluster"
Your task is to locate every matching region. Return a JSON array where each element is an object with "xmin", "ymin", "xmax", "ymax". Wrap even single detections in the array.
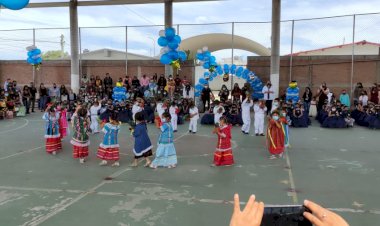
[
  {"xmin": 112, "ymin": 86, "xmax": 127, "ymax": 103},
  {"xmin": 196, "ymin": 46, "xmax": 218, "ymax": 72},
  {"xmin": 286, "ymin": 81, "xmax": 300, "ymax": 104},
  {"xmin": 26, "ymin": 46, "xmax": 42, "ymax": 69},
  {"xmin": 194, "ymin": 64, "xmax": 264, "ymax": 99},
  {"xmin": 158, "ymin": 27, "xmax": 187, "ymax": 70},
  {"xmin": 0, "ymin": 0, "xmax": 29, "ymax": 10}
]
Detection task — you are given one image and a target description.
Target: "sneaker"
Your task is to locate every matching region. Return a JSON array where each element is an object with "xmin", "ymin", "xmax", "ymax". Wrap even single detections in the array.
[
  {"xmin": 79, "ymin": 158, "xmax": 85, "ymax": 164},
  {"xmin": 269, "ymin": 155, "xmax": 277, "ymax": 160},
  {"xmin": 99, "ymin": 160, "xmax": 107, "ymax": 166},
  {"xmin": 52, "ymin": 151, "xmax": 56, "ymax": 155},
  {"xmin": 112, "ymin": 162, "xmax": 120, "ymax": 167},
  {"xmin": 278, "ymin": 153, "xmax": 284, "ymax": 159},
  {"xmin": 149, "ymin": 164, "xmax": 157, "ymax": 169},
  {"xmin": 260, "ymin": 134, "xmax": 265, "ymax": 136}
]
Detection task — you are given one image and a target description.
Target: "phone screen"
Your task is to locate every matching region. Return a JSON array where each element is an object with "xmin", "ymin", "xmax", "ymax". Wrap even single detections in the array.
[{"xmin": 261, "ymin": 205, "xmax": 312, "ymax": 226}]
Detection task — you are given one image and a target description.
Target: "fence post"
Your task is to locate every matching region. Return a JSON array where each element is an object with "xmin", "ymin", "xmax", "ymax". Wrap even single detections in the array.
[
  {"xmin": 125, "ymin": 26, "xmax": 128, "ymax": 75},
  {"xmin": 32, "ymin": 28, "xmax": 36, "ymax": 84},
  {"xmin": 350, "ymin": 14, "xmax": 356, "ymax": 100},
  {"xmin": 231, "ymin": 22, "xmax": 235, "ymax": 90},
  {"xmin": 289, "ymin": 20, "xmax": 294, "ymax": 83}
]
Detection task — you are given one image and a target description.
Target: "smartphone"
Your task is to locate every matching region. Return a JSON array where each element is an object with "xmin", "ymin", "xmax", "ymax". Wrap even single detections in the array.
[{"xmin": 261, "ymin": 205, "xmax": 312, "ymax": 226}]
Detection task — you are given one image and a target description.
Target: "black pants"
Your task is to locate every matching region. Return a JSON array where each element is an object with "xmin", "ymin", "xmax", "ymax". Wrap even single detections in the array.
[
  {"xmin": 203, "ymin": 98, "xmax": 210, "ymax": 112},
  {"xmin": 265, "ymin": 100, "xmax": 273, "ymax": 115},
  {"xmin": 30, "ymin": 98, "xmax": 36, "ymax": 112}
]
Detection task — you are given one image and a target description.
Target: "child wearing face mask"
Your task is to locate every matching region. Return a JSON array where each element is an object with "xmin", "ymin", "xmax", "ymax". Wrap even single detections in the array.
[
  {"xmin": 150, "ymin": 112, "xmax": 177, "ymax": 169},
  {"xmin": 267, "ymin": 111, "xmax": 285, "ymax": 159}
]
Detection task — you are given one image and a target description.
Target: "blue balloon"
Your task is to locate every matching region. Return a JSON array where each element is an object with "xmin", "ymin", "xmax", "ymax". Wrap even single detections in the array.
[
  {"xmin": 223, "ymin": 64, "xmax": 229, "ymax": 74},
  {"xmin": 217, "ymin": 66, "xmax": 223, "ymax": 75},
  {"xmin": 178, "ymin": 51, "xmax": 187, "ymax": 62},
  {"xmin": 199, "ymin": 78, "xmax": 207, "ymax": 85},
  {"xmin": 230, "ymin": 64, "xmax": 237, "ymax": 74},
  {"xmin": 195, "ymin": 84, "xmax": 203, "ymax": 91},
  {"xmin": 160, "ymin": 53, "xmax": 171, "ymax": 64},
  {"xmin": 173, "ymin": 35, "xmax": 182, "ymax": 44},
  {"xmin": 36, "ymin": 57, "xmax": 42, "ymax": 64},
  {"xmin": 27, "ymin": 57, "xmax": 34, "ymax": 64},
  {"xmin": 196, "ymin": 53, "xmax": 204, "ymax": 61},
  {"xmin": 208, "ymin": 76, "xmax": 214, "ymax": 82},
  {"xmin": 204, "ymin": 51, "xmax": 211, "ymax": 57},
  {"xmin": 168, "ymin": 41, "xmax": 179, "ymax": 50},
  {"xmin": 27, "ymin": 51, "xmax": 33, "ymax": 57},
  {"xmin": 167, "ymin": 51, "xmax": 179, "ymax": 60},
  {"xmin": 210, "ymin": 56, "xmax": 216, "ymax": 63},
  {"xmin": 1, "ymin": 0, "xmax": 29, "ymax": 10},
  {"xmin": 158, "ymin": 37, "xmax": 168, "ymax": 47},
  {"xmin": 204, "ymin": 72, "xmax": 210, "ymax": 78},
  {"xmin": 165, "ymin": 27, "xmax": 176, "ymax": 40},
  {"xmin": 195, "ymin": 91, "xmax": 201, "ymax": 97},
  {"xmin": 203, "ymin": 62, "xmax": 210, "ymax": 69}
]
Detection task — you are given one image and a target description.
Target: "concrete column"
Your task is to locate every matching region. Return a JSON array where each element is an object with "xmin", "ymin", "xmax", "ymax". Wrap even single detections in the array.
[
  {"xmin": 270, "ymin": 0, "xmax": 281, "ymax": 97},
  {"xmin": 70, "ymin": 0, "xmax": 80, "ymax": 93},
  {"xmin": 164, "ymin": 0, "xmax": 173, "ymax": 77}
]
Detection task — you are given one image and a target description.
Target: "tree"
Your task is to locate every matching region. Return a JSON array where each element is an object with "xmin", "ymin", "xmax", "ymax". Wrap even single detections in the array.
[{"xmin": 42, "ymin": 50, "xmax": 68, "ymax": 60}]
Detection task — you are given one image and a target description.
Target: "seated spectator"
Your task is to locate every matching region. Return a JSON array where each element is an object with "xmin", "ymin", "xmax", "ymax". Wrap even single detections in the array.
[
  {"xmin": 291, "ymin": 102, "xmax": 309, "ymax": 128},
  {"xmin": 322, "ymin": 104, "xmax": 347, "ymax": 128}
]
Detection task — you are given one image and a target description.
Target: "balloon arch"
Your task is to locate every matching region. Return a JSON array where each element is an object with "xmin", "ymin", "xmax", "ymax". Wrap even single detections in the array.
[{"xmin": 194, "ymin": 64, "xmax": 264, "ymax": 100}]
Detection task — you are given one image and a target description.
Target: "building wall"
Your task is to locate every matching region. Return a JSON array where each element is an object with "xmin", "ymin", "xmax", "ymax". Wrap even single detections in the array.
[
  {"xmin": 0, "ymin": 60, "xmax": 195, "ymax": 87},
  {"xmin": 248, "ymin": 55, "xmax": 380, "ymax": 96}
]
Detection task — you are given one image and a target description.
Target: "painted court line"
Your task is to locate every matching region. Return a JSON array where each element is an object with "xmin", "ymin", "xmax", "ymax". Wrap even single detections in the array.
[
  {"xmin": 0, "ymin": 118, "xmax": 29, "ymax": 135},
  {"xmin": 285, "ymin": 149, "xmax": 299, "ymax": 204},
  {"xmin": 0, "ymin": 146, "xmax": 44, "ymax": 161}
]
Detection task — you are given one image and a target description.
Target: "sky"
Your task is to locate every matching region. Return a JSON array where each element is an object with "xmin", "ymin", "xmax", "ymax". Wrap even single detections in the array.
[{"xmin": 0, "ymin": 0, "xmax": 379, "ymax": 60}]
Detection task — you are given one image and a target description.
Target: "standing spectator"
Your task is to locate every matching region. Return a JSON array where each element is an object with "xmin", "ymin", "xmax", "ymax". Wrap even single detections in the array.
[
  {"xmin": 241, "ymin": 83, "xmax": 251, "ymax": 101},
  {"xmin": 353, "ymin": 82, "xmax": 363, "ymax": 105},
  {"xmin": 60, "ymin": 85, "xmax": 68, "ymax": 102},
  {"xmin": 22, "ymin": 85, "xmax": 31, "ymax": 114},
  {"xmin": 81, "ymin": 74, "xmax": 89, "ymax": 89},
  {"xmin": 3, "ymin": 78, "xmax": 11, "ymax": 92},
  {"xmin": 157, "ymin": 74, "xmax": 167, "ymax": 90},
  {"xmin": 152, "ymin": 73, "xmax": 158, "ymax": 83},
  {"xmin": 339, "ymin": 89, "xmax": 350, "ymax": 108},
  {"xmin": 103, "ymin": 73, "xmax": 113, "ymax": 89},
  {"xmin": 49, "ymin": 83, "xmax": 60, "ymax": 103},
  {"xmin": 123, "ymin": 75, "xmax": 131, "ymax": 89},
  {"xmin": 140, "ymin": 74, "xmax": 150, "ymax": 91},
  {"xmin": 39, "ymin": 83, "xmax": 49, "ymax": 111},
  {"xmin": 219, "ymin": 85, "xmax": 230, "ymax": 103},
  {"xmin": 370, "ymin": 84, "xmax": 379, "ymax": 104},
  {"xmin": 316, "ymin": 82, "xmax": 329, "ymax": 112},
  {"xmin": 231, "ymin": 83, "xmax": 242, "ymax": 102},
  {"xmin": 359, "ymin": 90, "xmax": 369, "ymax": 106},
  {"xmin": 174, "ymin": 74, "xmax": 182, "ymax": 87},
  {"xmin": 29, "ymin": 82, "xmax": 37, "ymax": 113},
  {"xmin": 201, "ymin": 84, "xmax": 212, "ymax": 112},
  {"xmin": 261, "ymin": 81, "xmax": 275, "ymax": 115},
  {"xmin": 131, "ymin": 76, "xmax": 141, "ymax": 89},
  {"xmin": 302, "ymin": 87, "xmax": 312, "ymax": 113}
]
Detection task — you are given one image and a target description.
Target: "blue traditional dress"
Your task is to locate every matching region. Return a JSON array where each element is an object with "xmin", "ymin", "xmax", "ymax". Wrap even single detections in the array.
[
  {"xmin": 150, "ymin": 122, "xmax": 177, "ymax": 168},
  {"xmin": 133, "ymin": 122, "xmax": 153, "ymax": 159},
  {"xmin": 43, "ymin": 112, "xmax": 62, "ymax": 154},
  {"xmin": 97, "ymin": 123, "xmax": 120, "ymax": 160}
]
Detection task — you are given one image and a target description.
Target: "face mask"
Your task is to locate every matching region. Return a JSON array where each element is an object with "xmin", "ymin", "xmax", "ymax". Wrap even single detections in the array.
[
  {"xmin": 273, "ymin": 115, "xmax": 279, "ymax": 121},
  {"xmin": 273, "ymin": 102, "xmax": 278, "ymax": 106},
  {"xmin": 282, "ymin": 113, "xmax": 286, "ymax": 116},
  {"xmin": 332, "ymin": 108, "xmax": 336, "ymax": 111},
  {"xmin": 162, "ymin": 118, "xmax": 167, "ymax": 123}
]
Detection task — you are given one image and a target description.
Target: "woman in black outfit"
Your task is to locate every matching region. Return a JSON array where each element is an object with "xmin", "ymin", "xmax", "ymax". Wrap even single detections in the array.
[
  {"xmin": 39, "ymin": 83, "xmax": 49, "ymax": 112},
  {"xmin": 317, "ymin": 83, "xmax": 329, "ymax": 113},
  {"xmin": 218, "ymin": 85, "xmax": 230, "ymax": 103},
  {"xmin": 22, "ymin": 86, "xmax": 31, "ymax": 114},
  {"xmin": 302, "ymin": 87, "xmax": 312, "ymax": 114}
]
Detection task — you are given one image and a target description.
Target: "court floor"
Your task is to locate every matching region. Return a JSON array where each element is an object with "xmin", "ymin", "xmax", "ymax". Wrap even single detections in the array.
[{"xmin": 0, "ymin": 113, "xmax": 379, "ymax": 226}]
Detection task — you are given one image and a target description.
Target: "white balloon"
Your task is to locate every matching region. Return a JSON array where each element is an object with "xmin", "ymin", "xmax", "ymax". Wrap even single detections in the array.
[
  {"xmin": 26, "ymin": 45, "xmax": 36, "ymax": 51},
  {"xmin": 202, "ymin": 46, "xmax": 208, "ymax": 52},
  {"xmin": 197, "ymin": 49, "xmax": 202, "ymax": 54},
  {"xmin": 158, "ymin": 30, "xmax": 165, "ymax": 37}
]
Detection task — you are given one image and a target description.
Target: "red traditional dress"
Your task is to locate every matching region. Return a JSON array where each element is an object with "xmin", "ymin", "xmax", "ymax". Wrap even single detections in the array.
[
  {"xmin": 267, "ymin": 119, "xmax": 285, "ymax": 155},
  {"xmin": 42, "ymin": 112, "xmax": 62, "ymax": 154},
  {"xmin": 213, "ymin": 125, "xmax": 234, "ymax": 166}
]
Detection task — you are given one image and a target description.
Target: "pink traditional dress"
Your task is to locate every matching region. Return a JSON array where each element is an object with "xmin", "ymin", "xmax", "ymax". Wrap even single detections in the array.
[
  {"xmin": 213, "ymin": 124, "xmax": 235, "ymax": 166},
  {"xmin": 59, "ymin": 108, "xmax": 68, "ymax": 139}
]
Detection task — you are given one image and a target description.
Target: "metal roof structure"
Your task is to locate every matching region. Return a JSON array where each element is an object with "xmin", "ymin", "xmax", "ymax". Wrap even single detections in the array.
[{"xmin": 26, "ymin": 0, "xmax": 219, "ymax": 8}]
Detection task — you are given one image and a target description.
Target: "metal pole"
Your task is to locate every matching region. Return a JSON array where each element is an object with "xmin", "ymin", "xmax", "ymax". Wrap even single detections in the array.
[
  {"xmin": 69, "ymin": 0, "xmax": 80, "ymax": 93},
  {"xmin": 125, "ymin": 26, "xmax": 128, "ymax": 75},
  {"xmin": 270, "ymin": 0, "xmax": 281, "ymax": 98},
  {"xmin": 79, "ymin": 27, "xmax": 82, "ymax": 77},
  {"xmin": 32, "ymin": 28, "xmax": 36, "ymax": 84},
  {"xmin": 231, "ymin": 22, "xmax": 234, "ymax": 91},
  {"xmin": 289, "ymin": 20, "xmax": 294, "ymax": 83},
  {"xmin": 164, "ymin": 0, "xmax": 173, "ymax": 76},
  {"xmin": 350, "ymin": 15, "xmax": 356, "ymax": 99}
]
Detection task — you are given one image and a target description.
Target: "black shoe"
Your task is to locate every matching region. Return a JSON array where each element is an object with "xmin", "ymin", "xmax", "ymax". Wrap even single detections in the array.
[
  {"xmin": 192, "ymin": 132, "xmax": 196, "ymax": 134},
  {"xmin": 255, "ymin": 133, "xmax": 259, "ymax": 136},
  {"xmin": 174, "ymin": 130, "xmax": 177, "ymax": 133},
  {"xmin": 189, "ymin": 130, "xmax": 192, "ymax": 133}
]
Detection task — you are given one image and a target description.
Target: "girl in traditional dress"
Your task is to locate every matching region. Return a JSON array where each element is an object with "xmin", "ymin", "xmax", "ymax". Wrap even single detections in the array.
[
  {"xmin": 212, "ymin": 116, "xmax": 234, "ymax": 166},
  {"xmin": 57, "ymin": 105, "xmax": 68, "ymax": 139},
  {"xmin": 90, "ymin": 100, "xmax": 101, "ymax": 133},
  {"xmin": 280, "ymin": 108, "xmax": 290, "ymax": 148},
  {"xmin": 70, "ymin": 107, "xmax": 91, "ymax": 163},
  {"xmin": 267, "ymin": 111, "xmax": 285, "ymax": 159},
  {"xmin": 131, "ymin": 112, "xmax": 153, "ymax": 167},
  {"xmin": 42, "ymin": 106, "xmax": 62, "ymax": 155},
  {"xmin": 97, "ymin": 112, "xmax": 121, "ymax": 167},
  {"xmin": 150, "ymin": 112, "xmax": 177, "ymax": 169}
]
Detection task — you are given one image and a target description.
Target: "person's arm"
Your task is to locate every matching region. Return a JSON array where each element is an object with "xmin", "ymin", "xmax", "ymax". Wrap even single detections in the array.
[{"xmin": 303, "ymin": 200, "xmax": 349, "ymax": 226}]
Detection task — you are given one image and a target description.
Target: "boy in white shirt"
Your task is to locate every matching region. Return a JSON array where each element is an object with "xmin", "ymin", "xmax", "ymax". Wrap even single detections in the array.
[
  {"xmin": 89, "ymin": 100, "xmax": 101, "ymax": 133},
  {"xmin": 213, "ymin": 101, "xmax": 225, "ymax": 125},
  {"xmin": 241, "ymin": 96, "xmax": 253, "ymax": 134},
  {"xmin": 169, "ymin": 101, "xmax": 179, "ymax": 132},
  {"xmin": 189, "ymin": 100, "xmax": 199, "ymax": 134},
  {"xmin": 254, "ymin": 99, "xmax": 267, "ymax": 136}
]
